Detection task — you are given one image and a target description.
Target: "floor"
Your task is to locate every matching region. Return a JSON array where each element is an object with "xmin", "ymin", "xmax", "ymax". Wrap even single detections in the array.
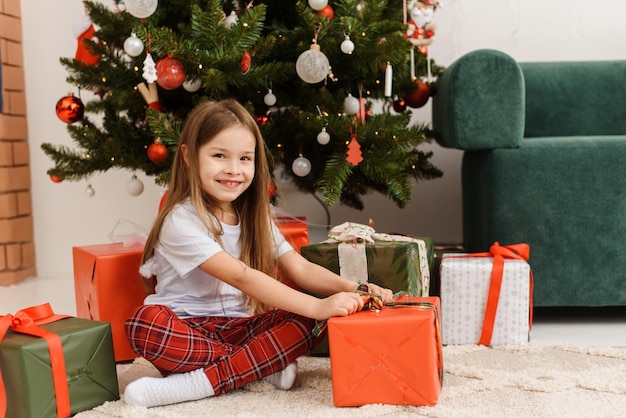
[{"xmin": 3, "ymin": 275, "xmax": 626, "ymax": 347}]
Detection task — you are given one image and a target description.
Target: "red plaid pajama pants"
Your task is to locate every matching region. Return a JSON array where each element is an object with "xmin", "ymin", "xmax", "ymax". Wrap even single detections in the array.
[{"xmin": 125, "ymin": 304, "xmax": 319, "ymax": 395}]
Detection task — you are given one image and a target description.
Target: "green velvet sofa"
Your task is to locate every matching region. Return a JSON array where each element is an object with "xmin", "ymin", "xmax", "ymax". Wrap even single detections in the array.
[{"xmin": 431, "ymin": 49, "xmax": 626, "ymax": 307}]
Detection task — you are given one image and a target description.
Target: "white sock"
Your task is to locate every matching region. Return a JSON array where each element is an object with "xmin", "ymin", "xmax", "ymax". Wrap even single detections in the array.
[
  {"xmin": 263, "ymin": 361, "xmax": 298, "ymax": 390},
  {"xmin": 124, "ymin": 368, "xmax": 215, "ymax": 408}
]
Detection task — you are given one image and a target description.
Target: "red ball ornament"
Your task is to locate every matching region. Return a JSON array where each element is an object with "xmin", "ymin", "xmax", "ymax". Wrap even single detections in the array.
[
  {"xmin": 314, "ymin": 5, "xmax": 334, "ymax": 20},
  {"xmin": 241, "ymin": 51, "xmax": 252, "ymax": 74},
  {"xmin": 255, "ymin": 114, "xmax": 269, "ymax": 126},
  {"xmin": 393, "ymin": 98, "xmax": 407, "ymax": 113},
  {"xmin": 404, "ymin": 80, "xmax": 431, "ymax": 108},
  {"xmin": 55, "ymin": 93, "xmax": 85, "ymax": 123},
  {"xmin": 49, "ymin": 175, "xmax": 64, "ymax": 183},
  {"xmin": 155, "ymin": 56, "xmax": 186, "ymax": 90},
  {"xmin": 148, "ymin": 141, "xmax": 168, "ymax": 163}
]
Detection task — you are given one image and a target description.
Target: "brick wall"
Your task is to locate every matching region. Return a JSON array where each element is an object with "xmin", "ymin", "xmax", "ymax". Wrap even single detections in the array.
[{"xmin": 0, "ymin": 0, "xmax": 37, "ymax": 285}]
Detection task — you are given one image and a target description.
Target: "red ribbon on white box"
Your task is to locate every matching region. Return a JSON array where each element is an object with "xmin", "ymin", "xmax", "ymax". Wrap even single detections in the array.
[{"xmin": 445, "ymin": 242, "xmax": 534, "ymax": 346}]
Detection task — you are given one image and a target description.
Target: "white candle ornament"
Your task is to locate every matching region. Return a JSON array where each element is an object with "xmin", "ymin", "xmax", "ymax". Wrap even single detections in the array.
[{"xmin": 385, "ymin": 62, "xmax": 393, "ymax": 97}]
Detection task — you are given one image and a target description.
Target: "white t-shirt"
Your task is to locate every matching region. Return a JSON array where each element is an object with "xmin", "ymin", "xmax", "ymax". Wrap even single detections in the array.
[{"xmin": 142, "ymin": 200, "xmax": 293, "ymax": 318}]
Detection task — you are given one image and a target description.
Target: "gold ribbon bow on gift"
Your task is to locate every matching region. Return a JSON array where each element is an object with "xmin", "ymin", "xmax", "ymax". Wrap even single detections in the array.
[
  {"xmin": 313, "ymin": 285, "xmax": 417, "ymax": 337},
  {"xmin": 313, "ymin": 284, "xmax": 381, "ymax": 337}
]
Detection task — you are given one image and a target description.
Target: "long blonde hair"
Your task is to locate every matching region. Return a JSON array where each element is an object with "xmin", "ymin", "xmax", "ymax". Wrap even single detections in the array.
[{"xmin": 142, "ymin": 99, "xmax": 279, "ymax": 315}]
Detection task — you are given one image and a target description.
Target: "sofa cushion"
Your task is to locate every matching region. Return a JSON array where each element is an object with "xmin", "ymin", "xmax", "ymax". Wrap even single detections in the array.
[
  {"xmin": 462, "ymin": 135, "xmax": 626, "ymax": 306},
  {"xmin": 521, "ymin": 60, "xmax": 626, "ymax": 138}
]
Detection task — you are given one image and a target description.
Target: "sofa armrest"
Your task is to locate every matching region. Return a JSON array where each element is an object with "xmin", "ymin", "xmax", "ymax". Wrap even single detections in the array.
[{"xmin": 432, "ymin": 49, "xmax": 525, "ymax": 150}]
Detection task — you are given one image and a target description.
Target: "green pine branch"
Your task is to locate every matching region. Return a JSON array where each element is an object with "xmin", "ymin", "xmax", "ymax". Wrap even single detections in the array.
[{"xmin": 41, "ymin": 0, "xmax": 443, "ymax": 210}]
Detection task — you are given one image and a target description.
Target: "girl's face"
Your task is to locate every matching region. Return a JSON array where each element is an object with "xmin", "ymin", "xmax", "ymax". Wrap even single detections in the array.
[{"xmin": 196, "ymin": 126, "xmax": 256, "ymax": 211}]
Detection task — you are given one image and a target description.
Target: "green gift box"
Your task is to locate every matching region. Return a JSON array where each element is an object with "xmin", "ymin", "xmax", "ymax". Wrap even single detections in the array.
[
  {"xmin": 0, "ymin": 315, "xmax": 119, "ymax": 417},
  {"xmin": 301, "ymin": 238, "xmax": 434, "ymax": 296},
  {"xmin": 301, "ymin": 237, "xmax": 434, "ymax": 356}
]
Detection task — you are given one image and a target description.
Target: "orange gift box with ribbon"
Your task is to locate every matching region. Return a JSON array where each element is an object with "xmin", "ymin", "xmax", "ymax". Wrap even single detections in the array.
[
  {"xmin": 328, "ymin": 296, "xmax": 443, "ymax": 407},
  {"xmin": 73, "ymin": 243, "xmax": 147, "ymax": 362},
  {"xmin": 439, "ymin": 242, "xmax": 534, "ymax": 346},
  {"xmin": 0, "ymin": 303, "xmax": 119, "ymax": 418},
  {"xmin": 274, "ymin": 216, "xmax": 309, "ymax": 252}
]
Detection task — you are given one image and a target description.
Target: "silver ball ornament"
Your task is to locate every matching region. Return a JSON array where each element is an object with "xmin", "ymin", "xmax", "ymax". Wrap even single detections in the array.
[
  {"xmin": 296, "ymin": 45, "xmax": 330, "ymax": 84},
  {"xmin": 340, "ymin": 36, "xmax": 355, "ymax": 54},
  {"xmin": 292, "ymin": 155, "xmax": 312, "ymax": 177},
  {"xmin": 123, "ymin": 33, "xmax": 144, "ymax": 57},
  {"xmin": 308, "ymin": 0, "xmax": 328, "ymax": 11},
  {"xmin": 343, "ymin": 93, "xmax": 360, "ymax": 115},
  {"xmin": 85, "ymin": 184, "xmax": 95, "ymax": 198},
  {"xmin": 225, "ymin": 11, "xmax": 238, "ymax": 27},
  {"xmin": 264, "ymin": 89, "xmax": 277, "ymax": 106},
  {"xmin": 125, "ymin": 0, "xmax": 158, "ymax": 18},
  {"xmin": 317, "ymin": 127, "xmax": 330, "ymax": 145},
  {"xmin": 183, "ymin": 78, "xmax": 202, "ymax": 92},
  {"xmin": 126, "ymin": 175, "xmax": 144, "ymax": 196}
]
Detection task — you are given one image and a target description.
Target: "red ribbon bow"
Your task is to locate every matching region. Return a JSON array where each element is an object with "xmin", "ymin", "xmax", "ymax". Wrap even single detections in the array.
[
  {"xmin": 0, "ymin": 303, "xmax": 71, "ymax": 418},
  {"xmin": 462, "ymin": 242, "xmax": 534, "ymax": 345}
]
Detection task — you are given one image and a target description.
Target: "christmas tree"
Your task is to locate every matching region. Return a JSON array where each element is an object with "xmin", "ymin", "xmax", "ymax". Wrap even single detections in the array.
[{"xmin": 42, "ymin": 0, "xmax": 443, "ymax": 209}]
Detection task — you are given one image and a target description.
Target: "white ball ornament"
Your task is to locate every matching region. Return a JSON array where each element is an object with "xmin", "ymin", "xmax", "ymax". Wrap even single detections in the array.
[
  {"xmin": 317, "ymin": 127, "xmax": 330, "ymax": 145},
  {"xmin": 264, "ymin": 89, "xmax": 277, "ymax": 106},
  {"xmin": 296, "ymin": 44, "xmax": 330, "ymax": 84},
  {"xmin": 183, "ymin": 78, "xmax": 202, "ymax": 92},
  {"xmin": 340, "ymin": 36, "xmax": 355, "ymax": 54},
  {"xmin": 123, "ymin": 33, "xmax": 144, "ymax": 57},
  {"xmin": 125, "ymin": 0, "xmax": 158, "ymax": 18},
  {"xmin": 292, "ymin": 155, "xmax": 312, "ymax": 177},
  {"xmin": 126, "ymin": 175, "xmax": 144, "ymax": 196},
  {"xmin": 343, "ymin": 93, "xmax": 360, "ymax": 115},
  {"xmin": 85, "ymin": 184, "xmax": 95, "ymax": 198},
  {"xmin": 308, "ymin": 0, "xmax": 328, "ymax": 11},
  {"xmin": 225, "ymin": 11, "xmax": 238, "ymax": 27}
]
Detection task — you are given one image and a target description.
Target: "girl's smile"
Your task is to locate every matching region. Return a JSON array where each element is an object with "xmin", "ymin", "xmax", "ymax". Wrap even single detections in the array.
[{"xmin": 218, "ymin": 180, "xmax": 243, "ymax": 188}]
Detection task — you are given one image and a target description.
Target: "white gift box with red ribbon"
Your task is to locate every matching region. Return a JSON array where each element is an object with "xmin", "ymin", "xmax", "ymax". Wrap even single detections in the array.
[{"xmin": 439, "ymin": 243, "xmax": 533, "ymax": 346}]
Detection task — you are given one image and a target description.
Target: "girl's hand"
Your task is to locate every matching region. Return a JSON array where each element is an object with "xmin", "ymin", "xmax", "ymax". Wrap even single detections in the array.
[
  {"xmin": 364, "ymin": 283, "xmax": 394, "ymax": 303},
  {"xmin": 315, "ymin": 292, "xmax": 364, "ymax": 320}
]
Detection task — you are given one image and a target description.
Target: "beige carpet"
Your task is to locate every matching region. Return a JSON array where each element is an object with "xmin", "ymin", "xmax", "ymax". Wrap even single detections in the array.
[{"xmin": 76, "ymin": 345, "xmax": 626, "ymax": 418}]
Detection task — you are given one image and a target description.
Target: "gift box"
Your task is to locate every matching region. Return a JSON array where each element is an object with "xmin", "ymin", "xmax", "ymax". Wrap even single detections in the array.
[
  {"xmin": 328, "ymin": 296, "xmax": 443, "ymax": 407},
  {"xmin": 301, "ymin": 238, "xmax": 434, "ymax": 296},
  {"xmin": 0, "ymin": 303, "xmax": 119, "ymax": 417},
  {"xmin": 439, "ymin": 243, "xmax": 533, "ymax": 345},
  {"xmin": 73, "ymin": 243, "xmax": 146, "ymax": 362},
  {"xmin": 302, "ymin": 223, "xmax": 434, "ymax": 356},
  {"xmin": 274, "ymin": 216, "xmax": 309, "ymax": 253},
  {"xmin": 274, "ymin": 216, "xmax": 310, "ymax": 289}
]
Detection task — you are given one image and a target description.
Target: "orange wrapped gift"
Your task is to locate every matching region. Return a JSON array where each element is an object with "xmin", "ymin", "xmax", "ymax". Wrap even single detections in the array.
[
  {"xmin": 274, "ymin": 216, "xmax": 309, "ymax": 289},
  {"xmin": 73, "ymin": 243, "xmax": 146, "ymax": 362},
  {"xmin": 274, "ymin": 216, "xmax": 309, "ymax": 252},
  {"xmin": 328, "ymin": 296, "xmax": 443, "ymax": 407}
]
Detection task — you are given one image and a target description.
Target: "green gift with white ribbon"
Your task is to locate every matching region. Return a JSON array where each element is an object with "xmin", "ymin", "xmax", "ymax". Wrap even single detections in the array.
[{"xmin": 302, "ymin": 222, "xmax": 434, "ymax": 298}]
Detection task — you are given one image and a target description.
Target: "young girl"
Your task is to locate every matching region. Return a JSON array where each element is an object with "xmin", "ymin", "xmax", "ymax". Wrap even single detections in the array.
[{"xmin": 124, "ymin": 99, "xmax": 393, "ymax": 408}]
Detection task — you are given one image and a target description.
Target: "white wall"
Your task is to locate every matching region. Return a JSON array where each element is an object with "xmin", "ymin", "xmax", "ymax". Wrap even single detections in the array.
[{"xmin": 21, "ymin": 0, "xmax": 626, "ymax": 279}]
